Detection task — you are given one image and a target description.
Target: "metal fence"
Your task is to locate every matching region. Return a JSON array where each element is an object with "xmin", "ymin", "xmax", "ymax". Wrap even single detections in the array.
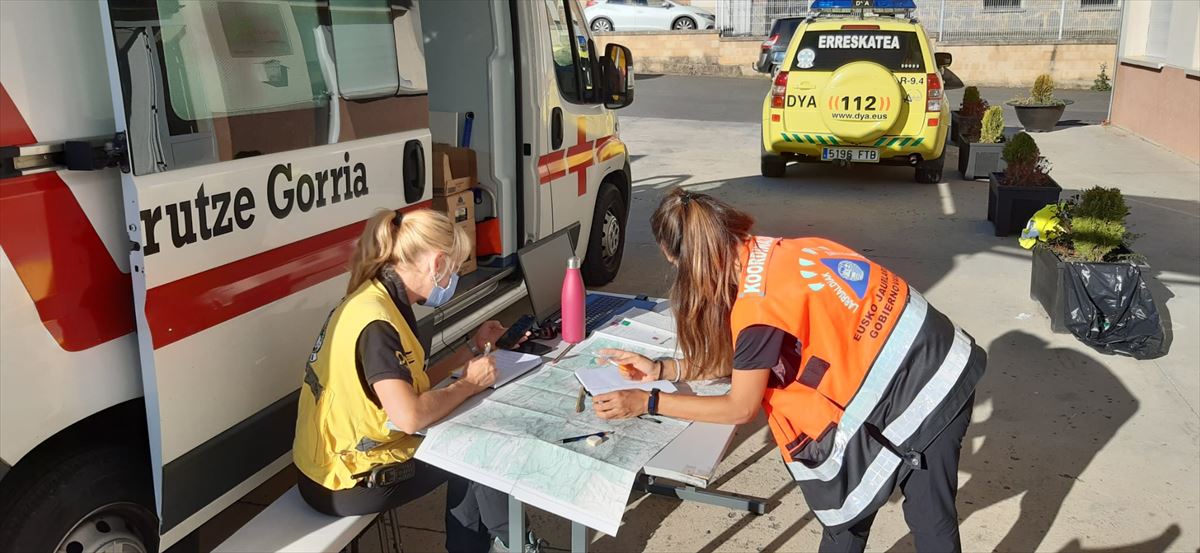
[{"xmin": 714, "ymin": 0, "xmax": 1121, "ymax": 43}]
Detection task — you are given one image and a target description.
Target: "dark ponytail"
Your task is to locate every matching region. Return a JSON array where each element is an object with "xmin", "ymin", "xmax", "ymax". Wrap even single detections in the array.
[{"xmin": 651, "ymin": 189, "xmax": 754, "ymax": 378}]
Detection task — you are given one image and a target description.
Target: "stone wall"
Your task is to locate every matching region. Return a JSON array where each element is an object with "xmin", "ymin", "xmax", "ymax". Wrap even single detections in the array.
[{"xmin": 594, "ymin": 30, "xmax": 1116, "ymax": 87}]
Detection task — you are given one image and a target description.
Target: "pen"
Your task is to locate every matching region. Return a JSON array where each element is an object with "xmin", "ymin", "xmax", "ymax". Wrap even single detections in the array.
[
  {"xmin": 560, "ymin": 431, "xmax": 608, "ymax": 444},
  {"xmin": 483, "ymin": 342, "xmax": 492, "ymax": 356},
  {"xmin": 637, "ymin": 414, "xmax": 662, "ymax": 424}
]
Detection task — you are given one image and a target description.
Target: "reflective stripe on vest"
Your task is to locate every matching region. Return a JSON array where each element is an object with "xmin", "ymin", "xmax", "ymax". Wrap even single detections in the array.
[
  {"xmin": 729, "ymin": 237, "xmax": 984, "ymax": 531},
  {"xmin": 784, "ymin": 289, "xmax": 928, "ymax": 482},
  {"xmin": 812, "ymin": 327, "xmax": 973, "ymax": 525}
]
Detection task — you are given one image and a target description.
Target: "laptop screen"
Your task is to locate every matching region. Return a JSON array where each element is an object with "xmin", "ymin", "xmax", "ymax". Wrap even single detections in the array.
[{"xmin": 516, "ymin": 228, "xmax": 577, "ymax": 323}]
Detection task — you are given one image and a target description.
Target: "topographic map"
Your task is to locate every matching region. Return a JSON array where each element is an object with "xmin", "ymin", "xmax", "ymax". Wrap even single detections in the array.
[{"xmin": 415, "ymin": 334, "xmax": 690, "ymax": 536}]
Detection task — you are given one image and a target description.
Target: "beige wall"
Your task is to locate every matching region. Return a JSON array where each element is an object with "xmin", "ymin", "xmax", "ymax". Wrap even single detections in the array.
[
  {"xmin": 932, "ymin": 43, "xmax": 1117, "ymax": 89},
  {"xmin": 1110, "ymin": 63, "xmax": 1200, "ymax": 162},
  {"xmin": 595, "ymin": 31, "xmax": 1117, "ymax": 87}
]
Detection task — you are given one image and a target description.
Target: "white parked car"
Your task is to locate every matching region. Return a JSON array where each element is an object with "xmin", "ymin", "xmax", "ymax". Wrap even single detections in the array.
[{"xmin": 585, "ymin": 0, "xmax": 716, "ymax": 32}]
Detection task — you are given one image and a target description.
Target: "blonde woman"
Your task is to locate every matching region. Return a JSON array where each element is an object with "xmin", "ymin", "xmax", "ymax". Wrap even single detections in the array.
[{"xmin": 294, "ymin": 209, "xmax": 533, "ymax": 552}]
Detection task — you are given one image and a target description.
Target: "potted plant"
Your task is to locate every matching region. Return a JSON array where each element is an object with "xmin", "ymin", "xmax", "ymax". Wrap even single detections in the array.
[
  {"xmin": 957, "ymin": 105, "xmax": 1006, "ymax": 180},
  {"xmin": 1007, "ymin": 74, "xmax": 1073, "ymax": 132},
  {"xmin": 987, "ymin": 132, "xmax": 1061, "ymax": 236},
  {"xmin": 951, "ymin": 86, "xmax": 987, "ymax": 140},
  {"xmin": 1027, "ymin": 187, "xmax": 1165, "ymax": 358}
]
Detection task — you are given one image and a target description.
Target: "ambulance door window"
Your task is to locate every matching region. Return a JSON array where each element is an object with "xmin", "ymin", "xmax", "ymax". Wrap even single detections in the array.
[
  {"xmin": 542, "ymin": 0, "xmax": 597, "ymax": 104},
  {"xmin": 107, "ymin": 0, "xmax": 428, "ymax": 176}
]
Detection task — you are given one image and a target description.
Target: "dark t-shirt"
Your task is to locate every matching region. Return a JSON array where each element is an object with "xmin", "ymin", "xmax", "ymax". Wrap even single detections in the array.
[
  {"xmin": 733, "ymin": 324, "xmax": 802, "ymax": 389},
  {"xmin": 355, "ymin": 268, "xmax": 420, "ymax": 406}
]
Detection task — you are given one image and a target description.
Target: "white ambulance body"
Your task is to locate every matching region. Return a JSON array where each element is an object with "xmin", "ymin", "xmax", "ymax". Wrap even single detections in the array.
[{"xmin": 0, "ymin": 0, "xmax": 634, "ymax": 550}]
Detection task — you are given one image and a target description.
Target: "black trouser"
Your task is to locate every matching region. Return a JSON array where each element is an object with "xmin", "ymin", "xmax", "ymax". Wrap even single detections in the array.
[
  {"xmin": 298, "ymin": 460, "xmax": 508, "ymax": 553},
  {"xmin": 818, "ymin": 394, "xmax": 975, "ymax": 553}
]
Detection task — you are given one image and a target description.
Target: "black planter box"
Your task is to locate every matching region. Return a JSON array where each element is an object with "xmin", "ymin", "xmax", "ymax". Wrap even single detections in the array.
[
  {"xmin": 1030, "ymin": 246, "xmax": 1069, "ymax": 332},
  {"xmin": 951, "ymin": 110, "xmax": 982, "ymax": 143},
  {"xmin": 1030, "ymin": 246, "xmax": 1161, "ymax": 358},
  {"xmin": 987, "ymin": 173, "xmax": 1062, "ymax": 236},
  {"xmin": 1010, "ymin": 102, "xmax": 1071, "ymax": 132},
  {"xmin": 955, "ymin": 131, "xmax": 1006, "ymax": 180}
]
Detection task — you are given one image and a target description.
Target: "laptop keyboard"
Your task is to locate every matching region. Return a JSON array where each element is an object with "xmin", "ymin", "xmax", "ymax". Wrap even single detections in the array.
[
  {"xmin": 584, "ymin": 294, "xmax": 632, "ymax": 334},
  {"xmin": 548, "ymin": 294, "xmax": 639, "ymax": 336}
]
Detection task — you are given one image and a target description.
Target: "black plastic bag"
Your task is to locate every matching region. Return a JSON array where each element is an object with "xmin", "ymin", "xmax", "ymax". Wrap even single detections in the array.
[{"xmin": 1062, "ymin": 261, "xmax": 1165, "ymax": 359}]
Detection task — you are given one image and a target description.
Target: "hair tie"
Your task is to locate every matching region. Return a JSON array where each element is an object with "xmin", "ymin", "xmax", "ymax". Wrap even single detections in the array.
[
  {"xmin": 679, "ymin": 191, "xmax": 693, "ymax": 206},
  {"xmin": 391, "ymin": 211, "xmax": 404, "ymax": 229}
]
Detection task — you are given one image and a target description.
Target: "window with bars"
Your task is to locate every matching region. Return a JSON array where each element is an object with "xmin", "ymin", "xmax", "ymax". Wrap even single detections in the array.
[
  {"xmin": 983, "ymin": 0, "xmax": 1021, "ymax": 10},
  {"xmin": 1080, "ymin": 0, "xmax": 1117, "ymax": 8}
]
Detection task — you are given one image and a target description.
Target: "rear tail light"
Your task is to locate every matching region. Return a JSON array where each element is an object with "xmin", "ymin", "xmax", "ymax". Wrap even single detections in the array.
[
  {"xmin": 926, "ymin": 72, "xmax": 943, "ymax": 113},
  {"xmin": 771, "ymin": 71, "xmax": 789, "ymax": 109},
  {"xmin": 841, "ymin": 24, "xmax": 880, "ymax": 30},
  {"xmin": 762, "ymin": 34, "xmax": 779, "ymax": 51}
]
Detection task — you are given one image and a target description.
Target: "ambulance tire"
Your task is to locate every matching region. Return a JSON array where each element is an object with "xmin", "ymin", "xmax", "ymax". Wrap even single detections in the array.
[
  {"xmin": 915, "ymin": 153, "xmax": 945, "ymax": 184},
  {"xmin": 761, "ymin": 153, "xmax": 787, "ymax": 178},
  {"xmin": 0, "ymin": 441, "xmax": 158, "ymax": 553},
  {"xmin": 582, "ymin": 183, "xmax": 626, "ymax": 286}
]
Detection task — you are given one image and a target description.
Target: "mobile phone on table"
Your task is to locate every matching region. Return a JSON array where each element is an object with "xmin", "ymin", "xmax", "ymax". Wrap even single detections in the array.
[{"xmin": 497, "ymin": 314, "xmax": 537, "ymax": 350}]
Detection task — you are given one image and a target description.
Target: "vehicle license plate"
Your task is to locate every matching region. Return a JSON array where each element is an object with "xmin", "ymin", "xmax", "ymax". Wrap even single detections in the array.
[{"xmin": 821, "ymin": 147, "xmax": 879, "ymax": 163}]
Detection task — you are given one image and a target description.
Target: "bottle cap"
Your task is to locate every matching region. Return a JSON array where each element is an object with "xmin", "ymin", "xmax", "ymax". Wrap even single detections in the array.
[{"xmin": 567, "ymin": 256, "xmax": 581, "ymax": 269}]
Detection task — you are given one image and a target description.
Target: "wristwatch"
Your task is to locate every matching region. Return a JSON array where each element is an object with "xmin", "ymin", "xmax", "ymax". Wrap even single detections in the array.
[
  {"xmin": 647, "ymin": 388, "xmax": 661, "ymax": 416},
  {"xmin": 466, "ymin": 337, "xmax": 482, "ymax": 356}
]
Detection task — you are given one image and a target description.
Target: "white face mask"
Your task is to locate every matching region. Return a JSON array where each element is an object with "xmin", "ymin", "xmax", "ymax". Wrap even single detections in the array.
[{"xmin": 421, "ymin": 258, "xmax": 459, "ymax": 308}]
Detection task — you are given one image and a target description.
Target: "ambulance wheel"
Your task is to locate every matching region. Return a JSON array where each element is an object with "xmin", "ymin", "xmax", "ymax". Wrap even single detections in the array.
[
  {"xmin": 0, "ymin": 441, "xmax": 158, "ymax": 553},
  {"xmin": 582, "ymin": 183, "xmax": 626, "ymax": 286},
  {"xmin": 761, "ymin": 153, "xmax": 787, "ymax": 178},
  {"xmin": 915, "ymin": 153, "xmax": 945, "ymax": 184}
]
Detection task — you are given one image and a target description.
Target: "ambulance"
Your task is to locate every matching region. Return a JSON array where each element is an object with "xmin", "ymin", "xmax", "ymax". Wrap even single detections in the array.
[{"xmin": 0, "ymin": 1, "xmax": 634, "ymax": 550}]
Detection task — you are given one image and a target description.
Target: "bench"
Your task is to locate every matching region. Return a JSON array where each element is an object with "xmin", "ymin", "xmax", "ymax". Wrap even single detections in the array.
[{"xmin": 214, "ymin": 486, "xmax": 378, "ymax": 553}]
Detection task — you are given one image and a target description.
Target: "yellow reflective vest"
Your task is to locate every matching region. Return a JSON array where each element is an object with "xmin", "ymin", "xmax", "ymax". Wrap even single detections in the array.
[{"xmin": 294, "ymin": 279, "xmax": 430, "ymax": 490}]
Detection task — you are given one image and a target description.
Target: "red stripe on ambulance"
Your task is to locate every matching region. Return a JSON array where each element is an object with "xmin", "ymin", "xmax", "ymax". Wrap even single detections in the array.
[
  {"xmin": 0, "ymin": 84, "xmax": 136, "ymax": 352},
  {"xmin": 144, "ymin": 200, "xmax": 431, "ymax": 349}
]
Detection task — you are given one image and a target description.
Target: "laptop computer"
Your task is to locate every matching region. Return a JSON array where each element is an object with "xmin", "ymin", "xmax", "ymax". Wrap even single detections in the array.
[{"xmin": 516, "ymin": 226, "xmax": 656, "ymax": 338}]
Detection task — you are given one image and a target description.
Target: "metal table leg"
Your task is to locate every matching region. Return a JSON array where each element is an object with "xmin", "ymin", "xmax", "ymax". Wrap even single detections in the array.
[
  {"xmin": 571, "ymin": 521, "xmax": 589, "ymax": 553},
  {"xmin": 636, "ymin": 475, "xmax": 767, "ymax": 514},
  {"xmin": 508, "ymin": 495, "xmax": 524, "ymax": 553}
]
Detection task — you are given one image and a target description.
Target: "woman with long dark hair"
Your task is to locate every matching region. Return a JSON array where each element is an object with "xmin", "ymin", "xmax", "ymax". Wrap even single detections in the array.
[{"xmin": 593, "ymin": 189, "xmax": 986, "ymax": 553}]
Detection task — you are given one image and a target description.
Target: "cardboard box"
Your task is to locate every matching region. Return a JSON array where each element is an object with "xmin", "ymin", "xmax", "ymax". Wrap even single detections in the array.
[
  {"xmin": 432, "ymin": 143, "xmax": 476, "ymax": 196},
  {"xmin": 432, "ymin": 190, "xmax": 477, "ymax": 275}
]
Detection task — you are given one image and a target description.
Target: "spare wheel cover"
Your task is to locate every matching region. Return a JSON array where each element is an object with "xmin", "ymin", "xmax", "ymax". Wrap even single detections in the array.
[{"xmin": 819, "ymin": 61, "xmax": 904, "ymax": 143}]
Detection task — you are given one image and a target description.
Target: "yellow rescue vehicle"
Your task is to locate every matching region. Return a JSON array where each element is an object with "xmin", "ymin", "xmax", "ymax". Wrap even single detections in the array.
[{"xmin": 761, "ymin": 0, "xmax": 958, "ymax": 183}]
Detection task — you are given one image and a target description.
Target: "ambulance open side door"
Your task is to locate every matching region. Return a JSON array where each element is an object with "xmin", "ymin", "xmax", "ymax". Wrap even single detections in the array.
[{"xmin": 96, "ymin": 0, "xmax": 432, "ymax": 536}]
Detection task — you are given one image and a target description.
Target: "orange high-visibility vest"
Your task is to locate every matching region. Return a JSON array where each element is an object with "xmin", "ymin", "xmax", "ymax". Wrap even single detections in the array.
[{"xmin": 730, "ymin": 236, "xmax": 985, "ymax": 531}]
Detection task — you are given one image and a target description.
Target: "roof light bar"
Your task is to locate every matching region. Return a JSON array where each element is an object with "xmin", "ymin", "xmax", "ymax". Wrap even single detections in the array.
[{"xmin": 810, "ymin": 0, "xmax": 917, "ymax": 14}]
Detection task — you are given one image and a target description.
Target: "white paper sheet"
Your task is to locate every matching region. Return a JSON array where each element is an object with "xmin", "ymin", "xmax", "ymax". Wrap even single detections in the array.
[
  {"xmin": 574, "ymin": 364, "xmax": 678, "ymax": 395},
  {"xmin": 452, "ymin": 350, "xmax": 544, "ymax": 389}
]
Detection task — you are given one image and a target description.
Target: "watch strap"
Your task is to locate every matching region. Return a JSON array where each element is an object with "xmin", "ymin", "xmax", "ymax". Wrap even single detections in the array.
[{"xmin": 648, "ymin": 388, "xmax": 661, "ymax": 416}]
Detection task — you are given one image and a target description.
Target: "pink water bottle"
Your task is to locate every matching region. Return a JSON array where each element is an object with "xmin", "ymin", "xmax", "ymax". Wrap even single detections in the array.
[{"xmin": 561, "ymin": 256, "xmax": 586, "ymax": 344}]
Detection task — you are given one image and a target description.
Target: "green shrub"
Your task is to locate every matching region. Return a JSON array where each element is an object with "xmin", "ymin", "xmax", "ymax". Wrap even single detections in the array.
[
  {"xmin": 1031, "ymin": 74, "xmax": 1055, "ymax": 104},
  {"xmin": 962, "ymin": 86, "xmax": 981, "ymax": 105},
  {"xmin": 1001, "ymin": 132, "xmax": 1053, "ymax": 186},
  {"xmin": 1074, "ymin": 186, "xmax": 1128, "ymax": 222},
  {"xmin": 1091, "ymin": 63, "xmax": 1112, "ymax": 92},
  {"xmin": 1009, "ymin": 73, "xmax": 1067, "ymax": 107},
  {"xmin": 1002, "ymin": 132, "xmax": 1039, "ymax": 164},
  {"xmin": 979, "ymin": 106, "xmax": 1004, "ymax": 144},
  {"xmin": 1071, "ymin": 216, "xmax": 1126, "ymax": 262}
]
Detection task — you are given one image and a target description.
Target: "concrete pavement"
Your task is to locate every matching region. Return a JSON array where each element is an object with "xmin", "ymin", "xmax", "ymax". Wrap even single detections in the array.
[{"xmin": 377, "ymin": 114, "xmax": 1198, "ymax": 552}]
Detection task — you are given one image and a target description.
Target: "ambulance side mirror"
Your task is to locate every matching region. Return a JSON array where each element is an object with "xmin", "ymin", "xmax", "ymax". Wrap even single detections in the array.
[
  {"xmin": 935, "ymin": 52, "xmax": 953, "ymax": 69},
  {"xmin": 601, "ymin": 44, "xmax": 634, "ymax": 109}
]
